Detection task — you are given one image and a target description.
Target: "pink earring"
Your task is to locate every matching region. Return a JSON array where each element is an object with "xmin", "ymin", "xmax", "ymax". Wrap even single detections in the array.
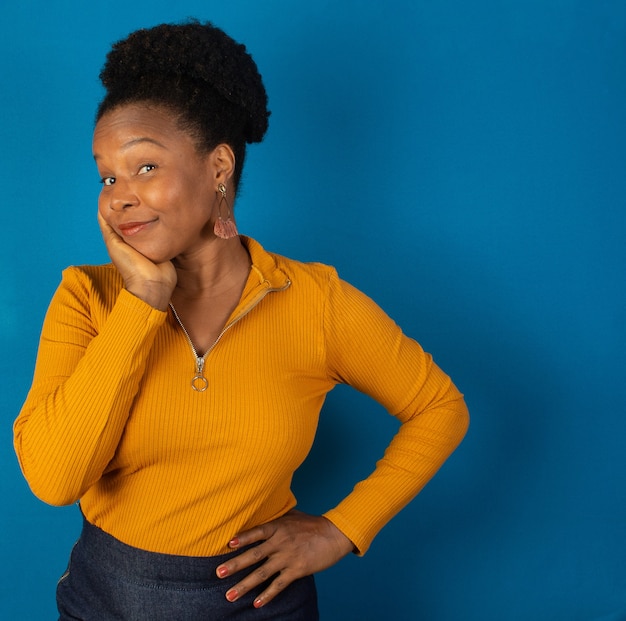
[{"xmin": 213, "ymin": 183, "xmax": 239, "ymax": 239}]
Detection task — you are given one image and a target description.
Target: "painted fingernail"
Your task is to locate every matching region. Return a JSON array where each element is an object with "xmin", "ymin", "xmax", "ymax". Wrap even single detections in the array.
[
  {"xmin": 254, "ymin": 598, "xmax": 263, "ymax": 608},
  {"xmin": 217, "ymin": 566, "xmax": 228, "ymax": 578},
  {"xmin": 226, "ymin": 589, "xmax": 238, "ymax": 602},
  {"xmin": 229, "ymin": 537, "xmax": 239, "ymax": 548}
]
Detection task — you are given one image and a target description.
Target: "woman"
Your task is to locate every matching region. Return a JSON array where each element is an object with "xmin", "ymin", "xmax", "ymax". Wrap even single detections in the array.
[{"xmin": 14, "ymin": 20, "xmax": 469, "ymax": 620}]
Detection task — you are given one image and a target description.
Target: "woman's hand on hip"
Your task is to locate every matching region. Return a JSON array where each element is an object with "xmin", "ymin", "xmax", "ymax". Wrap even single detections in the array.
[
  {"xmin": 216, "ymin": 510, "xmax": 354, "ymax": 609},
  {"xmin": 98, "ymin": 211, "xmax": 176, "ymax": 311}
]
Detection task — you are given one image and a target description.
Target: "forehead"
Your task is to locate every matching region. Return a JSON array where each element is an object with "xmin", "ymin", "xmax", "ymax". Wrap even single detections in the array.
[{"xmin": 92, "ymin": 103, "xmax": 193, "ymax": 155}]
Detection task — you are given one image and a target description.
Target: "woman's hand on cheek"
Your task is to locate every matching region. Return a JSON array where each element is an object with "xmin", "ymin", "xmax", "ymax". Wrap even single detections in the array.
[
  {"xmin": 98, "ymin": 211, "xmax": 177, "ymax": 311},
  {"xmin": 216, "ymin": 510, "xmax": 355, "ymax": 609}
]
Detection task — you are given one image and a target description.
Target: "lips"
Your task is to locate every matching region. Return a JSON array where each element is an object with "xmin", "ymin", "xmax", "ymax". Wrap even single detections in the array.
[{"xmin": 117, "ymin": 219, "xmax": 157, "ymax": 237}]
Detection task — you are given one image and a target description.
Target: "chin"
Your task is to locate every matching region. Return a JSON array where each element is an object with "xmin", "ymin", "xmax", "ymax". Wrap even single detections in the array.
[{"xmin": 127, "ymin": 241, "xmax": 174, "ymax": 265}]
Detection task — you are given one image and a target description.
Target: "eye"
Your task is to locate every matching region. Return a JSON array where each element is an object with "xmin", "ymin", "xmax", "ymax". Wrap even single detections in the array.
[
  {"xmin": 138, "ymin": 164, "xmax": 157, "ymax": 175},
  {"xmin": 100, "ymin": 176, "xmax": 115, "ymax": 186}
]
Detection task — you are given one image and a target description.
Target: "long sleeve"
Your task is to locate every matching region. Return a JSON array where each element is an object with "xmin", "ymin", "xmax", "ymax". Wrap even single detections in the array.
[
  {"xmin": 13, "ymin": 266, "xmax": 167, "ymax": 506},
  {"xmin": 321, "ymin": 272, "xmax": 469, "ymax": 554},
  {"xmin": 13, "ymin": 239, "xmax": 467, "ymax": 557}
]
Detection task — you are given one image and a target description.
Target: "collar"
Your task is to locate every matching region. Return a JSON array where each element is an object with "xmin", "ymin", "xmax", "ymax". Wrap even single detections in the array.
[{"xmin": 239, "ymin": 236, "xmax": 291, "ymax": 291}]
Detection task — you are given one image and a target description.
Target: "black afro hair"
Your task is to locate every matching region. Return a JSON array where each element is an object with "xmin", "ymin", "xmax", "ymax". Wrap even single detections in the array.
[{"xmin": 96, "ymin": 20, "xmax": 270, "ymax": 189}]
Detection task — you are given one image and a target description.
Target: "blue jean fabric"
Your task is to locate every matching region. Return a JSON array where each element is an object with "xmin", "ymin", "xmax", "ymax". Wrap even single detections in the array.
[{"xmin": 57, "ymin": 517, "xmax": 319, "ymax": 620}]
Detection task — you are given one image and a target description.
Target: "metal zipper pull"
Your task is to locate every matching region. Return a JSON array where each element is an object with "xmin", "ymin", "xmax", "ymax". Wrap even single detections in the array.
[
  {"xmin": 191, "ymin": 356, "xmax": 209, "ymax": 392},
  {"xmin": 170, "ymin": 278, "xmax": 291, "ymax": 391}
]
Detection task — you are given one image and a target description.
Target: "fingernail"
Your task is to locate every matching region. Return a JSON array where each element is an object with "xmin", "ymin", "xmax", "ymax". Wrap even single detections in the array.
[
  {"xmin": 254, "ymin": 598, "xmax": 263, "ymax": 608},
  {"xmin": 229, "ymin": 537, "xmax": 239, "ymax": 548},
  {"xmin": 217, "ymin": 566, "xmax": 228, "ymax": 578},
  {"xmin": 226, "ymin": 589, "xmax": 238, "ymax": 602}
]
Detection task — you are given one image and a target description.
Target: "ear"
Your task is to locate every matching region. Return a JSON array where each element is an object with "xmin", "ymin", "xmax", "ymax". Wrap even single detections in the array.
[{"xmin": 208, "ymin": 144, "xmax": 236, "ymax": 188}]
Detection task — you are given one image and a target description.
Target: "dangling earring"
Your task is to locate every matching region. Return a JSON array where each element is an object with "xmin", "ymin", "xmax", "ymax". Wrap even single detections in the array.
[{"xmin": 213, "ymin": 183, "xmax": 239, "ymax": 239}]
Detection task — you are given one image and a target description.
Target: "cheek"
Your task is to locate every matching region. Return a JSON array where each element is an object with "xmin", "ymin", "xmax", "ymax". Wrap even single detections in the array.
[
  {"xmin": 158, "ymin": 180, "xmax": 209, "ymax": 219},
  {"xmin": 97, "ymin": 192, "xmax": 108, "ymax": 218},
  {"xmin": 139, "ymin": 180, "xmax": 177, "ymax": 213}
]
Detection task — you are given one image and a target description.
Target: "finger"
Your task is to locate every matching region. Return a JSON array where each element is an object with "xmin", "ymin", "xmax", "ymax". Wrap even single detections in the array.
[
  {"xmin": 216, "ymin": 541, "xmax": 269, "ymax": 579},
  {"xmin": 97, "ymin": 210, "xmax": 117, "ymax": 239},
  {"xmin": 216, "ymin": 521, "xmax": 279, "ymax": 579},
  {"xmin": 97, "ymin": 210, "xmax": 145, "ymax": 269},
  {"xmin": 227, "ymin": 522, "xmax": 273, "ymax": 550},
  {"xmin": 97, "ymin": 211, "xmax": 127, "ymax": 256},
  {"xmin": 223, "ymin": 558, "xmax": 289, "ymax": 605},
  {"xmin": 249, "ymin": 572, "xmax": 294, "ymax": 609}
]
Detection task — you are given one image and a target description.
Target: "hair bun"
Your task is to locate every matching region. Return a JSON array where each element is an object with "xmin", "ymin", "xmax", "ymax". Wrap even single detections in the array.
[{"xmin": 100, "ymin": 20, "xmax": 269, "ymax": 143}]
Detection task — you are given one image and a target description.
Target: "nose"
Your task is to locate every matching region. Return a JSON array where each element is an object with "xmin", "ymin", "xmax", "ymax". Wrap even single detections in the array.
[{"xmin": 109, "ymin": 180, "xmax": 140, "ymax": 211}]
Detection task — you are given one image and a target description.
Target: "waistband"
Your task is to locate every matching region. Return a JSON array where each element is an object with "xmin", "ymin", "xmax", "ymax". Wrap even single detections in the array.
[{"xmin": 78, "ymin": 517, "xmax": 253, "ymax": 586}]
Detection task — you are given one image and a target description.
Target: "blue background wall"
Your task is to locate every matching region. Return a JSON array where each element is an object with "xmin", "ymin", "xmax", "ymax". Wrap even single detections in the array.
[{"xmin": 2, "ymin": 1, "xmax": 625, "ymax": 619}]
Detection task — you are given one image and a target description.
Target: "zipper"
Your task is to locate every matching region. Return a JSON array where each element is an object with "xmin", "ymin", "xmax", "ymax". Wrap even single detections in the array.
[
  {"xmin": 57, "ymin": 539, "xmax": 79, "ymax": 586},
  {"xmin": 170, "ymin": 279, "xmax": 291, "ymax": 392}
]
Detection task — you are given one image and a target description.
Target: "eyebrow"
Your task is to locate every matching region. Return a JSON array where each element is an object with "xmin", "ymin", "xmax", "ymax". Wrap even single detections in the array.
[{"xmin": 93, "ymin": 136, "xmax": 168, "ymax": 160}]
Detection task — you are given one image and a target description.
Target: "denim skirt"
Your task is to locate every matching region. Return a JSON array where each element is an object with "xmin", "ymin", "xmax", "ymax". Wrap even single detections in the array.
[{"xmin": 56, "ymin": 518, "xmax": 319, "ymax": 620}]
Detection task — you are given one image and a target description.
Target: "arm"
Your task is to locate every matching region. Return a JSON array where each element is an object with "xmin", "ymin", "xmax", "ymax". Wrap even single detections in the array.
[
  {"xmin": 14, "ymin": 214, "xmax": 175, "ymax": 505},
  {"xmin": 216, "ymin": 270, "xmax": 468, "ymax": 606},
  {"xmin": 321, "ymin": 273, "xmax": 469, "ymax": 553},
  {"xmin": 13, "ymin": 268, "xmax": 167, "ymax": 505},
  {"xmin": 323, "ymin": 373, "xmax": 468, "ymax": 554}
]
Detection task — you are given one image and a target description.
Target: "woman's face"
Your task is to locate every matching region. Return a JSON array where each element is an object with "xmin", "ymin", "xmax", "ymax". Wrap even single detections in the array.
[{"xmin": 93, "ymin": 103, "xmax": 221, "ymax": 264}]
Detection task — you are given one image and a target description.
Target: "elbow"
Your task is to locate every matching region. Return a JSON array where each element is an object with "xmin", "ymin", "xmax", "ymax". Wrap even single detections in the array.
[
  {"xmin": 448, "ymin": 396, "xmax": 470, "ymax": 450},
  {"xmin": 14, "ymin": 424, "xmax": 86, "ymax": 507},
  {"xmin": 459, "ymin": 398, "xmax": 470, "ymax": 439},
  {"xmin": 429, "ymin": 394, "xmax": 470, "ymax": 455},
  {"xmin": 29, "ymin": 481, "xmax": 81, "ymax": 507},
  {"xmin": 19, "ymin": 464, "xmax": 82, "ymax": 507},
  {"xmin": 457, "ymin": 410, "xmax": 470, "ymax": 450},
  {"xmin": 15, "ymin": 449, "xmax": 83, "ymax": 507}
]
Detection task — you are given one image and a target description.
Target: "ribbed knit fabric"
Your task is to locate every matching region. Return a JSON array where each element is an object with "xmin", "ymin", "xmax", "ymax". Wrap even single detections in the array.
[{"xmin": 14, "ymin": 237, "xmax": 468, "ymax": 556}]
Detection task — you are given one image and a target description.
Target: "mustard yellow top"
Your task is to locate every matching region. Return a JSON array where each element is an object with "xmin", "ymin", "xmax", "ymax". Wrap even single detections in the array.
[{"xmin": 14, "ymin": 237, "xmax": 468, "ymax": 556}]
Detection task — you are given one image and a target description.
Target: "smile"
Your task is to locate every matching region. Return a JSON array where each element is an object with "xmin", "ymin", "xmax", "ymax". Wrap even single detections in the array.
[{"xmin": 118, "ymin": 220, "xmax": 157, "ymax": 237}]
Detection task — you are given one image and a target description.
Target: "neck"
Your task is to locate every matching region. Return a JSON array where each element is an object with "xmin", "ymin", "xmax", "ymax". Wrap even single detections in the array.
[{"xmin": 172, "ymin": 237, "xmax": 250, "ymax": 301}]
